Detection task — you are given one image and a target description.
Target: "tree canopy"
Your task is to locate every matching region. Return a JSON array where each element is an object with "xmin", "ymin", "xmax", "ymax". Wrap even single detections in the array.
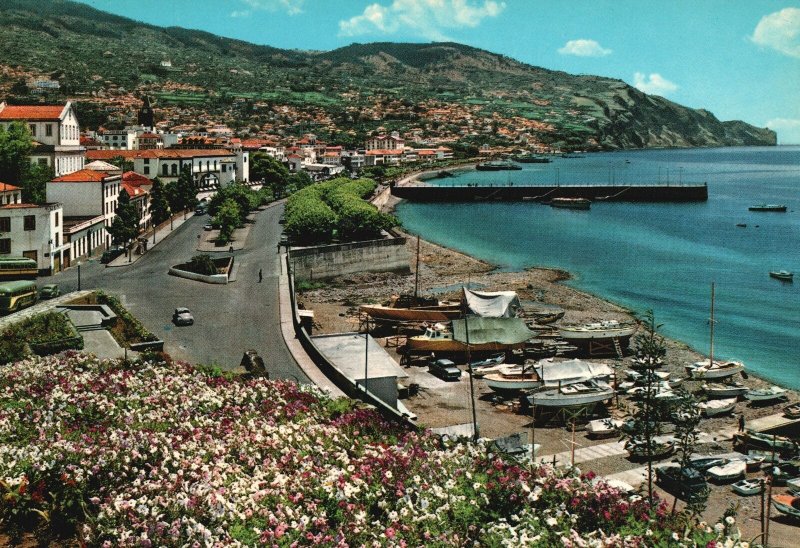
[{"xmin": 105, "ymin": 188, "xmax": 139, "ymax": 247}]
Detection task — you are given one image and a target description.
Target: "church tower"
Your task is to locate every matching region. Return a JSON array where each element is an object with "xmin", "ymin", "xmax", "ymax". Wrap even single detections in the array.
[{"xmin": 137, "ymin": 96, "xmax": 154, "ymax": 129}]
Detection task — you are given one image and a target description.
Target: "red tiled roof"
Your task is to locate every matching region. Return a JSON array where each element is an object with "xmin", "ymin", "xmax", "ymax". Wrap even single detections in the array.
[
  {"xmin": 86, "ymin": 149, "xmax": 235, "ymax": 161},
  {"xmin": 138, "ymin": 132, "xmax": 160, "ymax": 139},
  {"xmin": 287, "ymin": 154, "xmax": 302, "ymax": 159},
  {"xmin": 0, "ymin": 104, "xmax": 65, "ymax": 121},
  {"xmin": 122, "ymin": 182, "xmax": 147, "ymax": 198},
  {"xmin": 0, "ymin": 203, "xmax": 44, "ymax": 209},
  {"xmin": 51, "ymin": 169, "xmax": 116, "ymax": 183},
  {"xmin": 366, "ymin": 149, "xmax": 403, "ymax": 156},
  {"xmin": 122, "ymin": 171, "xmax": 152, "ymax": 186},
  {"xmin": 0, "ymin": 182, "xmax": 21, "ymax": 192}
]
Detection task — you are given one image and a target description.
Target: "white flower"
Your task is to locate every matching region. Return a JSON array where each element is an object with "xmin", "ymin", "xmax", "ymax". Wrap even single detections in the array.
[
  {"xmin": 546, "ymin": 517, "xmax": 558, "ymax": 527},
  {"xmin": 714, "ymin": 523, "xmax": 725, "ymax": 532},
  {"xmin": 724, "ymin": 515, "xmax": 735, "ymax": 525}
]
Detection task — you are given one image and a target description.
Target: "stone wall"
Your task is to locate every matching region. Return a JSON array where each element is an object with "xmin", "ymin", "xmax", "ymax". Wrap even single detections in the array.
[{"xmin": 290, "ymin": 237, "xmax": 409, "ymax": 281}]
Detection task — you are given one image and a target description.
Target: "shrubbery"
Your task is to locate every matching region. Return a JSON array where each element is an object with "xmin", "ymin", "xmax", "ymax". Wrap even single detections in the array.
[
  {"xmin": 284, "ymin": 177, "xmax": 397, "ymax": 245},
  {"xmin": 0, "ymin": 311, "xmax": 82, "ymax": 364}
]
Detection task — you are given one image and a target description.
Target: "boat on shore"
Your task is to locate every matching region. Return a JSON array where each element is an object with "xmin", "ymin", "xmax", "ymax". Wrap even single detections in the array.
[
  {"xmin": 626, "ymin": 438, "xmax": 674, "ymax": 459},
  {"xmin": 476, "ymin": 161, "xmax": 522, "ymax": 171},
  {"xmin": 707, "ymin": 460, "xmax": 746, "ymax": 483},
  {"xmin": 484, "ymin": 367, "xmax": 543, "ymax": 395},
  {"xmin": 734, "ymin": 431, "xmax": 799, "ymax": 453},
  {"xmin": 360, "ymin": 294, "xmax": 463, "ymax": 323},
  {"xmin": 702, "ymin": 381, "xmax": 748, "ymax": 398},
  {"xmin": 784, "ymin": 403, "xmax": 800, "ymax": 419},
  {"xmin": 529, "ymin": 379, "xmax": 615, "ymax": 408},
  {"xmin": 686, "ymin": 359, "xmax": 744, "ymax": 380},
  {"xmin": 549, "ymin": 197, "xmax": 591, "ymax": 210},
  {"xmin": 772, "ymin": 494, "xmax": 800, "ymax": 518},
  {"xmin": 698, "ymin": 397, "xmax": 737, "ymax": 417},
  {"xmin": 586, "ymin": 418, "xmax": 624, "ymax": 438},
  {"xmin": 749, "ymin": 204, "xmax": 787, "ymax": 212},
  {"xmin": 558, "ymin": 320, "xmax": 637, "ymax": 351},
  {"xmin": 408, "ymin": 326, "xmax": 522, "ymax": 353},
  {"xmin": 744, "ymin": 385, "xmax": 788, "ymax": 402},
  {"xmin": 769, "ymin": 270, "xmax": 794, "ymax": 281},
  {"xmin": 732, "ymin": 478, "xmax": 763, "ymax": 496}
]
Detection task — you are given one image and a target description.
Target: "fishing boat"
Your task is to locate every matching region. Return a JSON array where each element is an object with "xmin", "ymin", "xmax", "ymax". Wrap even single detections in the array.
[
  {"xmin": 698, "ymin": 397, "xmax": 737, "ymax": 417},
  {"xmin": 549, "ymin": 197, "xmax": 591, "ymax": 210},
  {"xmin": 731, "ymin": 478, "xmax": 763, "ymax": 496},
  {"xmin": 530, "ymin": 380, "xmax": 615, "ymax": 408},
  {"xmin": 784, "ymin": 403, "xmax": 800, "ymax": 419},
  {"xmin": 686, "ymin": 359, "xmax": 744, "ymax": 379},
  {"xmin": 407, "ymin": 318, "xmax": 532, "ymax": 354},
  {"xmin": 734, "ymin": 431, "xmax": 799, "ymax": 453},
  {"xmin": 744, "ymin": 385, "xmax": 788, "ymax": 402},
  {"xmin": 702, "ymin": 381, "xmax": 749, "ymax": 398},
  {"xmin": 359, "ymin": 293, "xmax": 463, "ymax": 322},
  {"xmin": 484, "ymin": 367, "xmax": 543, "ymax": 395},
  {"xmin": 749, "ymin": 204, "xmax": 787, "ymax": 212},
  {"xmin": 690, "ymin": 456, "xmax": 730, "ymax": 472},
  {"xmin": 514, "ymin": 154, "xmax": 551, "ymax": 163},
  {"xmin": 408, "ymin": 326, "xmax": 508, "ymax": 353},
  {"xmin": 586, "ymin": 418, "xmax": 624, "ymax": 438},
  {"xmin": 707, "ymin": 460, "xmax": 746, "ymax": 483},
  {"xmin": 558, "ymin": 320, "xmax": 637, "ymax": 348},
  {"xmin": 527, "ymin": 306, "xmax": 565, "ymax": 324},
  {"xmin": 772, "ymin": 494, "xmax": 800, "ymax": 519},
  {"xmin": 769, "ymin": 462, "xmax": 800, "ymax": 486},
  {"xmin": 476, "ymin": 160, "xmax": 522, "ymax": 171},
  {"xmin": 769, "ymin": 270, "xmax": 794, "ymax": 281}
]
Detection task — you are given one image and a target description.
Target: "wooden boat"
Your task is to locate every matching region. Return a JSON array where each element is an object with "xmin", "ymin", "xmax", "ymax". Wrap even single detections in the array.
[
  {"xmin": 407, "ymin": 326, "xmax": 525, "ymax": 354},
  {"xmin": 772, "ymin": 494, "xmax": 800, "ymax": 518},
  {"xmin": 769, "ymin": 270, "xmax": 794, "ymax": 281},
  {"xmin": 625, "ymin": 369, "xmax": 670, "ymax": 383},
  {"xmin": 530, "ymin": 380, "xmax": 615, "ymax": 408},
  {"xmin": 787, "ymin": 477, "xmax": 800, "ymax": 495},
  {"xmin": 707, "ymin": 460, "xmax": 746, "ymax": 483},
  {"xmin": 702, "ymin": 381, "xmax": 748, "ymax": 398},
  {"xmin": 769, "ymin": 462, "xmax": 800, "ymax": 486},
  {"xmin": 744, "ymin": 385, "xmax": 788, "ymax": 402},
  {"xmin": 476, "ymin": 161, "xmax": 522, "ymax": 171},
  {"xmin": 784, "ymin": 403, "xmax": 800, "ymax": 419},
  {"xmin": 698, "ymin": 397, "xmax": 737, "ymax": 417},
  {"xmin": 731, "ymin": 478, "xmax": 763, "ymax": 496},
  {"xmin": 690, "ymin": 456, "xmax": 730, "ymax": 472},
  {"xmin": 749, "ymin": 204, "xmax": 787, "ymax": 212},
  {"xmin": 745, "ymin": 454, "xmax": 766, "ymax": 472},
  {"xmin": 360, "ymin": 302, "xmax": 462, "ymax": 323},
  {"xmin": 558, "ymin": 320, "xmax": 637, "ymax": 347},
  {"xmin": 586, "ymin": 418, "xmax": 624, "ymax": 438},
  {"xmin": 550, "ymin": 197, "xmax": 591, "ymax": 210},
  {"xmin": 529, "ymin": 309, "xmax": 565, "ymax": 324},
  {"xmin": 484, "ymin": 368, "xmax": 543, "ymax": 395},
  {"xmin": 734, "ymin": 431, "xmax": 799, "ymax": 452},
  {"xmin": 686, "ymin": 359, "xmax": 744, "ymax": 380}
]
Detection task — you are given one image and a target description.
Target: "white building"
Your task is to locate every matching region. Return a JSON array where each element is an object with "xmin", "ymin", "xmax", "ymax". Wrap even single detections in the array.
[
  {"xmin": 0, "ymin": 101, "xmax": 85, "ymax": 176},
  {"xmin": 47, "ymin": 169, "xmax": 122, "ymax": 249},
  {"xmin": 366, "ymin": 133, "xmax": 404, "ymax": 151},
  {"xmin": 96, "ymin": 128, "xmax": 138, "ymax": 150},
  {"xmin": 0, "ymin": 188, "xmax": 67, "ymax": 274}
]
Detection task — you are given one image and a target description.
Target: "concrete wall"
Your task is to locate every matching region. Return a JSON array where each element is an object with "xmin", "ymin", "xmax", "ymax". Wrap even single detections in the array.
[{"xmin": 290, "ymin": 237, "xmax": 409, "ymax": 281}]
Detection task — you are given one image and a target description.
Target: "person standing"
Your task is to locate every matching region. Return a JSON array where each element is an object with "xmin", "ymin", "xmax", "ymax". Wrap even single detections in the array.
[
  {"xmin": 738, "ymin": 414, "xmax": 745, "ymax": 432},
  {"xmin": 258, "ymin": 268, "xmax": 263, "ymax": 283}
]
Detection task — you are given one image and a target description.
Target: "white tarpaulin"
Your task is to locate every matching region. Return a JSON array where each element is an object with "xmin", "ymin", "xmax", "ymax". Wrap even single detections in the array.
[
  {"xmin": 462, "ymin": 287, "xmax": 521, "ymax": 318},
  {"xmin": 534, "ymin": 359, "xmax": 614, "ymax": 387}
]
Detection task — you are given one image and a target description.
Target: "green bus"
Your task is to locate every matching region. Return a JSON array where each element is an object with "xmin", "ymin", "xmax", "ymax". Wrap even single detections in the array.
[
  {"xmin": 0, "ymin": 280, "xmax": 38, "ymax": 314},
  {"xmin": 0, "ymin": 257, "xmax": 38, "ymax": 279}
]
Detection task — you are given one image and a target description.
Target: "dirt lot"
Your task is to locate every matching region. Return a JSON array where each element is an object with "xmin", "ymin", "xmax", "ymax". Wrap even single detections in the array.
[{"xmin": 297, "ymin": 225, "xmax": 799, "ymax": 546}]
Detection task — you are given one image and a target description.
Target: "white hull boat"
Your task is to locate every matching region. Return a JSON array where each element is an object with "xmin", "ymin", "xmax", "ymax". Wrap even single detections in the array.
[
  {"xmin": 686, "ymin": 359, "xmax": 744, "ymax": 379},
  {"xmin": 586, "ymin": 418, "xmax": 623, "ymax": 438},
  {"xmin": 732, "ymin": 478, "xmax": 763, "ymax": 496},
  {"xmin": 744, "ymin": 385, "xmax": 788, "ymax": 402},
  {"xmin": 559, "ymin": 320, "xmax": 637, "ymax": 341},
  {"xmin": 707, "ymin": 460, "xmax": 746, "ymax": 483},
  {"xmin": 530, "ymin": 381, "xmax": 615, "ymax": 408},
  {"xmin": 698, "ymin": 397, "xmax": 737, "ymax": 417},
  {"xmin": 484, "ymin": 366, "xmax": 542, "ymax": 394},
  {"xmin": 702, "ymin": 382, "xmax": 748, "ymax": 398}
]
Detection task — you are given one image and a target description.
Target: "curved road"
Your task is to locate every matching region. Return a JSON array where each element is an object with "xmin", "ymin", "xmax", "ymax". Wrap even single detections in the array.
[{"xmin": 39, "ymin": 204, "xmax": 309, "ymax": 382}]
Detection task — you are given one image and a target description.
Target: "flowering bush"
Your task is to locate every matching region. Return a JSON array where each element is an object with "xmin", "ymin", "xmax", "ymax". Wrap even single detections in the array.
[{"xmin": 0, "ymin": 354, "xmax": 746, "ymax": 546}]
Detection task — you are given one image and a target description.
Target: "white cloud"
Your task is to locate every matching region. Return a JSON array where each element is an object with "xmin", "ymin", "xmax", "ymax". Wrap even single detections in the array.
[
  {"xmin": 242, "ymin": 0, "xmax": 305, "ymax": 16},
  {"xmin": 339, "ymin": 0, "xmax": 506, "ymax": 40},
  {"xmin": 557, "ymin": 39, "xmax": 612, "ymax": 57},
  {"xmin": 751, "ymin": 7, "xmax": 800, "ymax": 58},
  {"xmin": 766, "ymin": 118, "xmax": 800, "ymax": 143},
  {"xmin": 633, "ymin": 72, "xmax": 678, "ymax": 96},
  {"xmin": 230, "ymin": 10, "xmax": 250, "ymax": 18}
]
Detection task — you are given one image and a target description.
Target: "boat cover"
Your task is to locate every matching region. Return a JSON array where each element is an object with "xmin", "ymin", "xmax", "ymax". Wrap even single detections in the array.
[
  {"xmin": 462, "ymin": 288, "xmax": 521, "ymax": 318},
  {"xmin": 534, "ymin": 359, "xmax": 614, "ymax": 387},
  {"xmin": 451, "ymin": 317, "xmax": 533, "ymax": 345}
]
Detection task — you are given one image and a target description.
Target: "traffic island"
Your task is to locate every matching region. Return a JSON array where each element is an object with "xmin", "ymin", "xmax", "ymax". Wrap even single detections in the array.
[{"xmin": 169, "ymin": 255, "xmax": 234, "ymax": 284}]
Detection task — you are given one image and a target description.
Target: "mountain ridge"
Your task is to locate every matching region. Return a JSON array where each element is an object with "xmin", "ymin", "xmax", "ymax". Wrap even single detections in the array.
[{"xmin": 0, "ymin": 0, "xmax": 776, "ymax": 149}]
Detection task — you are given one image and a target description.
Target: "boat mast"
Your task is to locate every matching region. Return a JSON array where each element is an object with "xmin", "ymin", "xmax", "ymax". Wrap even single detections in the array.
[
  {"xmin": 463, "ymin": 301, "xmax": 480, "ymax": 442},
  {"xmin": 709, "ymin": 282, "xmax": 715, "ymax": 366},
  {"xmin": 414, "ymin": 235, "xmax": 421, "ymax": 303}
]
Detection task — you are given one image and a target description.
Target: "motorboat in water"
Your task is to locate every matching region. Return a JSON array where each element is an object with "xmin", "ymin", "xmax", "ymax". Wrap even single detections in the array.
[
  {"xmin": 769, "ymin": 270, "xmax": 794, "ymax": 281},
  {"xmin": 698, "ymin": 397, "xmax": 737, "ymax": 417},
  {"xmin": 749, "ymin": 204, "xmax": 787, "ymax": 212},
  {"xmin": 476, "ymin": 160, "xmax": 522, "ymax": 171},
  {"xmin": 744, "ymin": 385, "xmax": 788, "ymax": 402},
  {"xmin": 707, "ymin": 460, "xmax": 746, "ymax": 483},
  {"xmin": 549, "ymin": 197, "xmax": 591, "ymax": 210},
  {"xmin": 702, "ymin": 381, "xmax": 748, "ymax": 398},
  {"xmin": 686, "ymin": 359, "xmax": 744, "ymax": 380},
  {"xmin": 731, "ymin": 478, "xmax": 763, "ymax": 496}
]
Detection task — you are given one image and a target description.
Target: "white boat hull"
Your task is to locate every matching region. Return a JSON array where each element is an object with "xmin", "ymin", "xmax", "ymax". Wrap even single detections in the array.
[
  {"xmin": 707, "ymin": 460, "xmax": 746, "ymax": 483},
  {"xmin": 587, "ymin": 418, "xmax": 623, "ymax": 437},
  {"xmin": 484, "ymin": 373, "xmax": 542, "ymax": 394},
  {"xmin": 532, "ymin": 387, "xmax": 615, "ymax": 407},
  {"xmin": 686, "ymin": 360, "xmax": 744, "ymax": 379},
  {"xmin": 703, "ymin": 382, "xmax": 748, "ymax": 398},
  {"xmin": 744, "ymin": 387, "xmax": 787, "ymax": 402},
  {"xmin": 698, "ymin": 398, "xmax": 737, "ymax": 417},
  {"xmin": 732, "ymin": 479, "xmax": 763, "ymax": 496}
]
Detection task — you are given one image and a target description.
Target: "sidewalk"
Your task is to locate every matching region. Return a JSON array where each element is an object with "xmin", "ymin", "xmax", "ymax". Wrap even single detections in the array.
[{"xmin": 107, "ymin": 212, "xmax": 194, "ymax": 268}]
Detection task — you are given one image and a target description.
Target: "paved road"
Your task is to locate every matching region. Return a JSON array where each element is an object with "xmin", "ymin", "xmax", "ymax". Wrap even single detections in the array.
[{"xmin": 39, "ymin": 204, "xmax": 309, "ymax": 381}]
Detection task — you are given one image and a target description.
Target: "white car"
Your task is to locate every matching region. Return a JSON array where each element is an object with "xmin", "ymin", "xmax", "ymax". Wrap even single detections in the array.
[{"xmin": 172, "ymin": 307, "xmax": 194, "ymax": 326}]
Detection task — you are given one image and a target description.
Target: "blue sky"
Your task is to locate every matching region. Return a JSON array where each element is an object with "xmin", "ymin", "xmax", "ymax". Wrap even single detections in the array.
[{"xmin": 77, "ymin": 0, "xmax": 800, "ymax": 143}]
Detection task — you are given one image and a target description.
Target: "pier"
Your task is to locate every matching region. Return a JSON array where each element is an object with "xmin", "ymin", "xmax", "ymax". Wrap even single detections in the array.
[{"xmin": 390, "ymin": 181, "xmax": 708, "ymax": 202}]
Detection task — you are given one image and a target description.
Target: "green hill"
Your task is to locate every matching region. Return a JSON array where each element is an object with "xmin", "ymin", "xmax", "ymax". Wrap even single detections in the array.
[{"xmin": 0, "ymin": 0, "xmax": 776, "ymax": 149}]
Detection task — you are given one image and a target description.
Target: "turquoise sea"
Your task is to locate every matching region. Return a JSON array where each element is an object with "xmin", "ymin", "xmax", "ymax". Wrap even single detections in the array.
[{"xmin": 395, "ymin": 146, "xmax": 800, "ymax": 389}]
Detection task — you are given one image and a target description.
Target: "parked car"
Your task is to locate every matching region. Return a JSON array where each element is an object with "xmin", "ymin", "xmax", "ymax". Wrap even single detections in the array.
[
  {"xmin": 39, "ymin": 284, "xmax": 60, "ymax": 299},
  {"xmin": 429, "ymin": 359, "xmax": 462, "ymax": 381},
  {"xmin": 203, "ymin": 224, "xmax": 213, "ymax": 231},
  {"xmin": 655, "ymin": 465, "xmax": 707, "ymax": 502},
  {"xmin": 195, "ymin": 205, "xmax": 207, "ymax": 215},
  {"xmin": 172, "ymin": 307, "xmax": 194, "ymax": 326},
  {"xmin": 100, "ymin": 247, "xmax": 124, "ymax": 264}
]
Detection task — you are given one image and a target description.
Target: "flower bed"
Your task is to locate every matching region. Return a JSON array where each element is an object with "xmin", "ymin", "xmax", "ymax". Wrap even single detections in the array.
[
  {"xmin": 0, "ymin": 354, "xmax": 746, "ymax": 546},
  {"xmin": 0, "ymin": 311, "xmax": 82, "ymax": 365}
]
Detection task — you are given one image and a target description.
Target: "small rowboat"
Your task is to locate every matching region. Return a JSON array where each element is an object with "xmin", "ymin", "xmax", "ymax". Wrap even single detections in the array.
[
  {"xmin": 745, "ymin": 454, "xmax": 765, "ymax": 472},
  {"xmin": 787, "ymin": 477, "xmax": 800, "ymax": 495},
  {"xmin": 732, "ymin": 478, "xmax": 763, "ymax": 496},
  {"xmin": 703, "ymin": 381, "xmax": 748, "ymax": 398},
  {"xmin": 707, "ymin": 460, "xmax": 746, "ymax": 483},
  {"xmin": 772, "ymin": 494, "xmax": 800, "ymax": 519},
  {"xmin": 698, "ymin": 397, "xmax": 737, "ymax": 417},
  {"xmin": 586, "ymin": 418, "xmax": 624, "ymax": 438},
  {"xmin": 744, "ymin": 385, "xmax": 788, "ymax": 402},
  {"xmin": 785, "ymin": 403, "xmax": 800, "ymax": 419}
]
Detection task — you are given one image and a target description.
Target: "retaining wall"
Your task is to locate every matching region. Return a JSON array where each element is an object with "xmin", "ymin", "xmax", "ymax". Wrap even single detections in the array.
[{"xmin": 289, "ymin": 237, "xmax": 410, "ymax": 282}]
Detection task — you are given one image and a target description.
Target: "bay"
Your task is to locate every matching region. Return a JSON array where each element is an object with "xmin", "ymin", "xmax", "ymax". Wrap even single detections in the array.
[{"xmin": 395, "ymin": 146, "xmax": 800, "ymax": 388}]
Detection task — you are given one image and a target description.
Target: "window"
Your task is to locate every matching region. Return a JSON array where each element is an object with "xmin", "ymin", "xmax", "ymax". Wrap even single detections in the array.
[
  {"xmin": 54, "ymin": 212, "xmax": 59, "ymax": 227},
  {"xmin": 54, "ymin": 232, "xmax": 59, "ymax": 246},
  {"xmin": 222, "ymin": 164, "xmax": 227, "ymax": 172},
  {"xmin": 45, "ymin": 124, "xmax": 53, "ymax": 137},
  {"xmin": 0, "ymin": 239, "xmax": 10, "ymax": 254},
  {"xmin": 23, "ymin": 215, "xmax": 35, "ymax": 231},
  {"xmin": 29, "ymin": 124, "xmax": 36, "ymax": 136},
  {"xmin": 0, "ymin": 218, "xmax": 9, "ymax": 232},
  {"xmin": 171, "ymin": 164, "xmax": 177, "ymax": 175},
  {"xmin": 143, "ymin": 166, "xmax": 150, "ymax": 175},
  {"xmin": 162, "ymin": 164, "xmax": 168, "ymax": 176},
  {"xmin": 144, "ymin": 158, "xmax": 150, "ymax": 165}
]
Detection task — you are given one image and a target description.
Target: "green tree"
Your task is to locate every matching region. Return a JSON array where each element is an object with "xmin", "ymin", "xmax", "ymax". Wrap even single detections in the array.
[
  {"xmin": 286, "ymin": 171, "xmax": 313, "ymax": 194},
  {"xmin": 174, "ymin": 165, "xmax": 198, "ymax": 218},
  {"xmin": 23, "ymin": 162, "xmax": 53, "ymax": 204},
  {"xmin": 149, "ymin": 177, "xmax": 171, "ymax": 226},
  {"xmin": 0, "ymin": 121, "xmax": 34, "ymax": 187},
  {"xmin": 250, "ymin": 153, "xmax": 289, "ymax": 197},
  {"xmin": 214, "ymin": 198, "xmax": 240, "ymax": 244},
  {"xmin": 106, "ymin": 189, "xmax": 139, "ymax": 247},
  {"xmin": 670, "ymin": 389, "xmax": 708, "ymax": 515},
  {"xmin": 108, "ymin": 155, "xmax": 134, "ymax": 172}
]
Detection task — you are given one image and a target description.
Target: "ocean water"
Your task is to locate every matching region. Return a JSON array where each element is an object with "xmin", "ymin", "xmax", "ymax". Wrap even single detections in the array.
[{"xmin": 395, "ymin": 146, "xmax": 800, "ymax": 388}]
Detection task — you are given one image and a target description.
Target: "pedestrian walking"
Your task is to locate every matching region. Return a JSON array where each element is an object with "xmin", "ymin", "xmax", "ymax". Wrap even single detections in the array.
[
  {"xmin": 258, "ymin": 268, "xmax": 263, "ymax": 283},
  {"xmin": 229, "ymin": 245, "xmax": 234, "ymax": 253},
  {"xmin": 738, "ymin": 414, "xmax": 745, "ymax": 432}
]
